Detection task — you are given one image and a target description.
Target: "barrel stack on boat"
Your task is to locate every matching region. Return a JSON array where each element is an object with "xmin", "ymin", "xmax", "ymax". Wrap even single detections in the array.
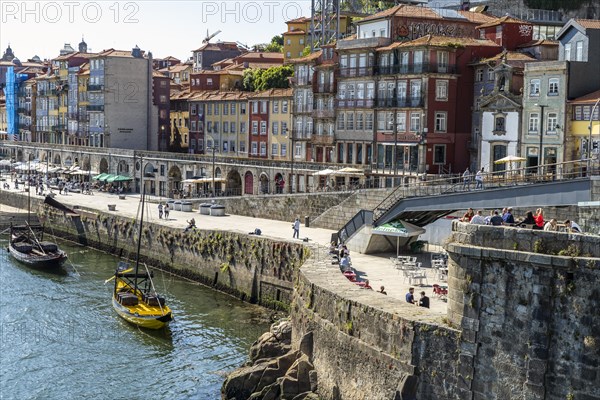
[{"xmin": 8, "ymin": 224, "xmax": 67, "ymax": 268}]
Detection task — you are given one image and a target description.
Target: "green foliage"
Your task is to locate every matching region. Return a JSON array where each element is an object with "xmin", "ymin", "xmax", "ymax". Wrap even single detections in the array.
[
  {"xmin": 558, "ymin": 244, "xmax": 580, "ymax": 257},
  {"xmin": 301, "ymin": 46, "xmax": 311, "ymax": 57},
  {"xmin": 533, "ymin": 239, "xmax": 544, "ymax": 254},
  {"xmin": 242, "ymin": 65, "xmax": 294, "ymax": 92}
]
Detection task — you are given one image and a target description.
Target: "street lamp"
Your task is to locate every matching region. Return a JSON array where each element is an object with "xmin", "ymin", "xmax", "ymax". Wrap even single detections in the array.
[
  {"xmin": 535, "ymin": 103, "xmax": 547, "ymax": 174},
  {"xmin": 210, "ymin": 144, "xmax": 216, "ymax": 197},
  {"xmin": 588, "ymin": 97, "xmax": 600, "ymax": 172}
]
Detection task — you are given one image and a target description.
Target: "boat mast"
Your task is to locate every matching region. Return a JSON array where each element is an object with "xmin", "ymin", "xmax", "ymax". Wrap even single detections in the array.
[{"xmin": 133, "ymin": 155, "xmax": 145, "ymax": 294}]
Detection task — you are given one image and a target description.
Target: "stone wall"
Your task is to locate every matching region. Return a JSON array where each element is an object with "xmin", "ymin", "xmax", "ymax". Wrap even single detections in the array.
[
  {"xmin": 445, "ymin": 222, "xmax": 600, "ymax": 400},
  {"xmin": 192, "ymin": 192, "xmax": 353, "ymax": 226},
  {"xmin": 2, "ymin": 193, "xmax": 306, "ymax": 309},
  {"xmin": 292, "ymin": 258, "xmax": 462, "ymax": 400}
]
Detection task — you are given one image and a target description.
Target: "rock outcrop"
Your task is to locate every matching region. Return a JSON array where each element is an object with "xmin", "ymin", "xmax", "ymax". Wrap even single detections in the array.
[{"xmin": 222, "ymin": 319, "xmax": 319, "ymax": 400}]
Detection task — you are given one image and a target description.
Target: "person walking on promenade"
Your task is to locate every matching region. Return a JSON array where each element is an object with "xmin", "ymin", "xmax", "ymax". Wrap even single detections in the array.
[
  {"xmin": 462, "ymin": 167, "xmax": 471, "ymax": 190},
  {"xmin": 292, "ymin": 217, "xmax": 300, "ymax": 239},
  {"xmin": 158, "ymin": 203, "xmax": 163, "ymax": 219},
  {"xmin": 164, "ymin": 203, "xmax": 170, "ymax": 220},
  {"xmin": 475, "ymin": 168, "xmax": 484, "ymax": 190}
]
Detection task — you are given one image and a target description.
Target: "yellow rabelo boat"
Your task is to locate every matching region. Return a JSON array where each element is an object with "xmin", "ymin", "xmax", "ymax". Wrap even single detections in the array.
[{"xmin": 110, "ymin": 183, "xmax": 172, "ymax": 329}]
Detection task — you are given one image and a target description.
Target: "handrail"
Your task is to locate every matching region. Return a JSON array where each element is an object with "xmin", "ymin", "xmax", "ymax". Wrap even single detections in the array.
[
  {"xmin": 337, "ymin": 209, "xmax": 373, "ymax": 244},
  {"xmin": 372, "ymin": 158, "xmax": 600, "ymax": 224}
]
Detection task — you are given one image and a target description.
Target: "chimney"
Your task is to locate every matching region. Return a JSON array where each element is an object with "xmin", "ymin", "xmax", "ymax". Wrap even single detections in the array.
[{"xmin": 132, "ymin": 45, "xmax": 142, "ymax": 58}]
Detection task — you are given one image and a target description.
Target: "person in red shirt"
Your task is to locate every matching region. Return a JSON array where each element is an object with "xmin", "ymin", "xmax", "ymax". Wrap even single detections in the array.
[
  {"xmin": 461, "ymin": 208, "xmax": 475, "ymax": 222},
  {"xmin": 533, "ymin": 208, "xmax": 544, "ymax": 229}
]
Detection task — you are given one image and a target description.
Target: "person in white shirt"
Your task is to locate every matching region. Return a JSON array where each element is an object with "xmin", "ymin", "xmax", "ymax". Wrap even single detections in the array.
[
  {"xmin": 470, "ymin": 210, "xmax": 486, "ymax": 225},
  {"xmin": 475, "ymin": 168, "xmax": 484, "ymax": 189},
  {"xmin": 564, "ymin": 219, "xmax": 582, "ymax": 233}
]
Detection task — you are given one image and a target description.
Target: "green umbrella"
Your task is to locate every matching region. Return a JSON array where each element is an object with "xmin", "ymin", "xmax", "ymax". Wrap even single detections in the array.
[
  {"xmin": 107, "ymin": 175, "xmax": 132, "ymax": 182},
  {"xmin": 93, "ymin": 173, "xmax": 108, "ymax": 180},
  {"xmin": 99, "ymin": 174, "xmax": 115, "ymax": 182}
]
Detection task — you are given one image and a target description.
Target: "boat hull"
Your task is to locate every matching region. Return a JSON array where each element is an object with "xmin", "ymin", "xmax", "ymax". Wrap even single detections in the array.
[
  {"xmin": 8, "ymin": 244, "xmax": 67, "ymax": 269},
  {"xmin": 112, "ymin": 297, "xmax": 172, "ymax": 330}
]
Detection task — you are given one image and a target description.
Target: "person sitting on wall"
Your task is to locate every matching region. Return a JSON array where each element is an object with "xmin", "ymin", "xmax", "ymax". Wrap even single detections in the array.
[
  {"xmin": 502, "ymin": 207, "xmax": 515, "ymax": 225},
  {"xmin": 564, "ymin": 219, "xmax": 582, "ymax": 233},
  {"xmin": 363, "ymin": 279, "xmax": 373, "ymax": 290},
  {"xmin": 461, "ymin": 208, "xmax": 475, "ymax": 222},
  {"xmin": 405, "ymin": 287, "xmax": 415, "ymax": 304},
  {"xmin": 544, "ymin": 218, "xmax": 559, "ymax": 231},
  {"xmin": 519, "ymin": 211, "xmax": 536, "ymax": 227},
  {"xmin": 418, "ymin": 291, "xmax": 430, "ymax": 308},
  {"xmin": 184, "ymin": 218, "xmax": 196, "ymax": 233},
  {"xmin": 533, "ymin": 208, "xmax": 544, "ymax": 230}
]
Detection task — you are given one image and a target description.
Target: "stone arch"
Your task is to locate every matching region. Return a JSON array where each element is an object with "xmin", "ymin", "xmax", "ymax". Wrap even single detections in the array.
[
  {"xmin": 259, "ymin": 172, "xmax": 270, "ymax": 194},
  {"xmin": 274, "ymin": 172, "xmax": 284, "ymax": 194},
  {"xmin": 168, "ymin": 165, "xmax": 182, "ymax": 196},
  {"xmin": 117, "ymin": 160, "xmax": 129, "ymax": 175},
  {"xmin": 99, "ymin": 158, "xmax": 109, "ymax": 173},
  {"xmin": 53, "ymin": 154, "xmax": 62, "ymax": 165},
  {"xmin": 244, "ymin": 171, "xmax": 254, "ymax": 195},
  {"xmin": 226, "ymin": 169, "xmax": 242, "ymax": 196},
  {"xmin": 144, "ymin": 162, "xmax": 156, "ymax": 177},
  {"xmin": 82, "ymin": 156, "xmax": 91, "ymax": 171}
]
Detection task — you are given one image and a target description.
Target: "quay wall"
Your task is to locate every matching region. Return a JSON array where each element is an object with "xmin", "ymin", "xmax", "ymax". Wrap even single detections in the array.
[
  {"xmin": 288, "ymin": 223, "xmax": 600, "ymax": 400},
  {"xmin": 1, "ymin": 193, "xmax": 306, "ymax": 309}
]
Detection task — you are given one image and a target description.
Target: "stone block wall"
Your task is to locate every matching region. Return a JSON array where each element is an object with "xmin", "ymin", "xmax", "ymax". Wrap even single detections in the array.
[
  {"xmin": 194, "ymin": 192, "xmax": 352, "ymax": 226},
  {"xmin": 445, "ymin": 222, "xmax": 600, "ymax": 400},
  {"xmin": 292, "ymin": 259, "xmax": 462, "ymax": 400},
  {"xmin": 2, "ymin": 193, "xmax": 307, "ymax": 309}
]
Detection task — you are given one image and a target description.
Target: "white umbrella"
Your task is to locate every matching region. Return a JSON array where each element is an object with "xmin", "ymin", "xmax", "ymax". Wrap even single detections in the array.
[
  {"xmin": 312, "ymin": 168, "xmax": 335, "ymax": 176},
  {"xmin": 494, "ymin": 155, "xmax": 526, "ymax": 164}
]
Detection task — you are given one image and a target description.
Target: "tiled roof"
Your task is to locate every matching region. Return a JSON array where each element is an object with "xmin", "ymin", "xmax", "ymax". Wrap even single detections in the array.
[
  {"xmin": 476, "ymin": 15, "xmax": 530, "ymax": 29},
  {"xmin": 284, "ymin": 30, "xmax": 307, "ymax": 36},
  {"xmin": 152, "ymin": 71, "xmax": 168, "ymax": 78},
  {"xmin": 192, "ymin": 41, "xmax": 239, "ymax": 52},
  {"xmin": 456, "ymin": 10, "xmax": 496, "ymax": 24},
  {"xmin": 377, "ymin": 35, "xmax": 500, "ymax": 51},
  {"xmin": 285, "ymin": 50, "xmax": 322, "ymax": 64},
  {"xmin": 189, "ymin": 90, "xmax": 249, "ymax": 102},
  {"xmin": 249, "ymin": 88, "xmax": 293, "ymax": 98},
  {"xmin": 359, "ymin": 4, "xmax": 403, "ymax": 22},
  {"xmin": 286, "ymin": 16, "xmax": 312, "ymax": 24},
  {"xmin": 235, "ymin": 52, "xmax": 284, "ymax": 61},
  {"xmin": 573, "ymin": 19, "xmax": 600, "ymax": 29},
  {"xmin": 159, "ymin": 64, "xmax": 191, "ymax": 73},
  {"xmin": 479, "ymin": 50, "xmax": 536, "ymax": 63},
  {"xmin": 517, "ymin": 39, "xmax": 559, "ymax": 48},
  {"xmin": 570, "ymin": 89, "xmax": 600, "ymax": 103},
  {"xmin": 95, "ymin": 49, "xmax": 137, "ymax": 58}
]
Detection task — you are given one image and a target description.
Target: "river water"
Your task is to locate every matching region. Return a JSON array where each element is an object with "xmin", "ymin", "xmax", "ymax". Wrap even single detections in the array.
[{"xmin": 0, "ymin": 237, "xmax": 271, "ymax": 400}]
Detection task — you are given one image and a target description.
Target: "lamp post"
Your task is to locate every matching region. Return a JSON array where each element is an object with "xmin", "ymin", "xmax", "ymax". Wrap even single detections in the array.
[
  {"xmin": 535, "ymin": 103, "xmax": 547, "ymax": 175},
  {"xmin": 588, "ymin": 98, "xmax": 600, "ymax": 173},
  {"xmin": 211, "ymin": 145, "xmax": 216, "ymax": 197}
]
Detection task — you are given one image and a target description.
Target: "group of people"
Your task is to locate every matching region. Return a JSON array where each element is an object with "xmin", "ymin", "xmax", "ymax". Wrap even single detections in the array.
[
  {"xmin": 463, "ymin": 167, "xmax": 486, "ymax": 191},
  {"xmin": 461, "ymin": 207, "xmax": 582, "ymax": 232},
  {"xmin": 157, "ymin": 203, "xmax": 170, "ymax": 220},
  {"xmin": 406, "ymin": 287, "xmax": 430, "ymax": 308},
  {"xmin": 330, "ymin": 242, "xmax": 386, "ymax": 293}
]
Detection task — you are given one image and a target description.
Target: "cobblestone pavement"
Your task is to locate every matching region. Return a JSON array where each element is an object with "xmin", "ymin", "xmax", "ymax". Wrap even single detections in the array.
[{"xmin": 0, "ymin": 177, "xmax": 449, "ymax": 315}]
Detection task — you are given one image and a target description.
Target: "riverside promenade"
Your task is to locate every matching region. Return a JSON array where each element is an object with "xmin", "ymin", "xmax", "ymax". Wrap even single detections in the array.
[{"xmin": 0, "ymin": 181, "xmax": 450, "ymax": 315}]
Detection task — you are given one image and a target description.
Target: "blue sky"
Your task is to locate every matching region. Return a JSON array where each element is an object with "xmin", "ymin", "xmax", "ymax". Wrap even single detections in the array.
[{"xmin": 0, "ymin": 0, "xmax": 311, "ymax": 61}]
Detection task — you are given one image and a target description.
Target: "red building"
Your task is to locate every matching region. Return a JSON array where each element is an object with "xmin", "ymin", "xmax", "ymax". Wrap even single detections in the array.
[
  {"xmin": 477, "ymin": 16, "xmax": 534, "ymax": 51},
  {"xmin": 248, "ymin": 94, "xmax": 269, "ymax": 159}
]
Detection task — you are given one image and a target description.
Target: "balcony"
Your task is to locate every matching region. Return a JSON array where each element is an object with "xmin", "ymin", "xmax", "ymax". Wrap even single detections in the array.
[
  {"xmin": 338, "ymin": 66, "xmax": 375, "ymax": 78},
  {"xmin": 52, "ymin": 124, "xmax": 67, "ymax": 131},
  {"xmin": 294, "ymin": 103, "xmax": 314, "ymax": 114},
  {"xmin": 311, "ymin": 134, "xmax": 335, "ymax": 145},
  {"xmin": 374, "ymin": 63, "xmax": 457, "ymax": 75},
  {"xmin": 19, "ymin": 123, "xmax": 31, "ymax": 130},
  {"xmin": 290, "ymin": 77, "xmax": 312, "ymax": 86},
  {"xmin": 314, "ymin": 83, "xmax": 335, "ymax": 94},
  {"xmin": 87, "ymin": 105, "xmax": 104, "ymax": 112},
  {"xmin": 291, "ymin": 130, "xmax": 312, "ymax": 141},
  {"xmin": 375, "ymin": 97, "xmax": 425, "ymax": 108},
  {"xmin": 336, "ymin": 99, "xmax": 375, "ymax": 108},
  {"xmin": 313, "ymin": 109, "xmax": 335, "ymax": 119},
  {"xmin": 87, "ymin": 84, "xmax": 104, "ymax": 91}
]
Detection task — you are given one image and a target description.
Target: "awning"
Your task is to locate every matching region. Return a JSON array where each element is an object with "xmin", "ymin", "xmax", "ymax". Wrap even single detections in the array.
[
  {"xmin": 106, "ymin": 175, "xmax": 132, "ymax": 182},
  {"xmin": 182, "ymin": 177, "xmax": 227, "ymax": 184},
  {"xmin": 97, "ymin": 174, "xmax": 115, "ymax": 182},
  {"xmin": 93, "ymin": 173, "xmax": 109, "ymax": 181},
  {"xmin": 372, "ymin": 220, "xmax": 425, "ymax": 238},
  {"xmin": 312, "ymin": 168, "xmax": 336, "ymax": 176}
]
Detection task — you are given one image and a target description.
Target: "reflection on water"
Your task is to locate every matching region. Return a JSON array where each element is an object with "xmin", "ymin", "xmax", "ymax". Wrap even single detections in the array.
[{"xmin": 0, "ymin": 239, "xmax": 271, "ymax": 400}]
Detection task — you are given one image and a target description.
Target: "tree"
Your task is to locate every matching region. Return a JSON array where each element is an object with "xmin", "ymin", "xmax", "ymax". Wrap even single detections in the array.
[
  {"xmin": 242, "ymin": 65, "xmax": 294, "ymax": 92},
  {"xmin": 265, "ymin": 42, "xmax": 283, "ymax": 53},
  {"xmin": 271, "ymin": 35, "xmax": 284, "ymax": 46},
  {"xmin": 302, "ymin": 46, "xmax": 311, "ymax": 57}
]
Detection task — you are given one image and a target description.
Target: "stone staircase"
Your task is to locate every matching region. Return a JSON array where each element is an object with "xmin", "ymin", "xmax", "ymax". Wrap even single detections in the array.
[{"xmin": 311, "ymin": 188, "xmax": 395, "ymax": 231}]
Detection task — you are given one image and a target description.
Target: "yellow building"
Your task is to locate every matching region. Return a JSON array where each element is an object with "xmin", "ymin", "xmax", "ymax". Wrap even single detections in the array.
[
  {"xmin": 283, "ymin": 15, "xmax": 351, "ymax": 60},
  {"xmin": 568, "ymin": 90, "xmax": 600, "ymax": 160},
  {"xmin": 77, "ymin": 63, "xmax": 90, "ymax": 146},
  {"xmin": 53, "ymin": 56, "xmax": 70, "ymax": 144},
  {"xmin": 170, "ymin": 88, "xmax": 192, "ymax": 151}
]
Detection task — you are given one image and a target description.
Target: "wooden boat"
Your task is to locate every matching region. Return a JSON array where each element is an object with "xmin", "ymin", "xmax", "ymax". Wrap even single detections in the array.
[
  {"xmin": 111, "ymin": 262, "xmax": 172, "ymax": 329},
  {"xmin": 110, "ymin": 180, "xmax": 172, "ymax": 329},
  {"xmin": 8, "ymin": 224, "xmax": 67, "ymax": 268}
]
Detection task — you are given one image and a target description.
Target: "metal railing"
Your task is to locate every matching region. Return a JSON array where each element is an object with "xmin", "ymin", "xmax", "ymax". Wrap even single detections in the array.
[
  {"xmin": 372, "ymin": 159, "xmax": 600, "ymax": 223},
  {"xmin": 338, "ymin": 209, "xmax": 373, "ymax": 244},
  {"xmin": 374, "ymin": 63, "xmax": 457, "ymax": 75},
  {"xmin": 375, "ymin": 97, "xmax": 425, "ymax": 108},
  {"xmin": 336, "ymin": 99, "xmax": 375, "ymax": 108}
]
